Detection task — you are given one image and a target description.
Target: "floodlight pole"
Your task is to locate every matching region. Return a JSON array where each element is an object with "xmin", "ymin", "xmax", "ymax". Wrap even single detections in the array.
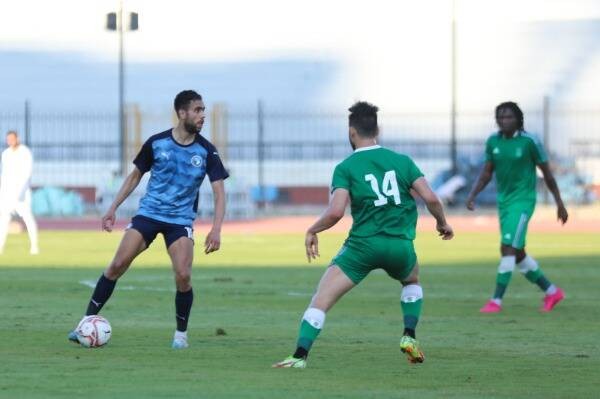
[
  {"xmin": 257, "ymin": 100, "xmax": 265, "ymax": 209},
  {"xmin": 107, "ymin": 1, "xmax": 137, "ymax": 176},
  {"xmin": 450, "ymin": 0, "xmax": 458, "ymax": 175},
  {"xmin": 118, "ymin": 0, "xmax": 126, "ymax": 177}
]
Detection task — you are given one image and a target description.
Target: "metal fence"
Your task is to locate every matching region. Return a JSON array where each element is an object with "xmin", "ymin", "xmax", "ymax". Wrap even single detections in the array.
[{"xmin": 0, "ymin": 102, "xmax": 598, "ymax": 217}]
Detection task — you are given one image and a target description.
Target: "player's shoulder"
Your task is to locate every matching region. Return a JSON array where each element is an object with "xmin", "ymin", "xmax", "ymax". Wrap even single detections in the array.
[
  {"xmin": 520, "ymin": 130, "xmax": 544, "ymax": 146},
  {"xmin": 20, "ymin": 145, "xmax": 32, "ymax": 157},
  {"xmin": 486, "ymin": 131, "xmax": 501, "ymax": 144},
  {"xmin": 389, "ymin": 148, "xmax": 413, "ymax": 162},
  {"xmin": 194, "ymin": 134, "xmax": 218, "ymax": 152},
  {"xmin": 144, "ymin": 129, "xmax": 172, "ymax": 146},
  {"xmin": 376, "ymin": 146, "xmax": 414, "ymax": 164}
]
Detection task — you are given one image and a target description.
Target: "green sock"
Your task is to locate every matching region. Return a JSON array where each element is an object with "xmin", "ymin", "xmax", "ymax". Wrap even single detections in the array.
[
  {"xmin": 525, "ymin": 268, "xmax": 552, "ymax": 291},
  {"xmin": 296, "ymin": 319, "xmax": 321, "ymax": 351},
  {"xmin": 401, "ymin": 298, "xmax": 423, "ymax": 330},
  {"xmin": 493, "ymin": 272, "xmax": 513, "ymax": 299}
]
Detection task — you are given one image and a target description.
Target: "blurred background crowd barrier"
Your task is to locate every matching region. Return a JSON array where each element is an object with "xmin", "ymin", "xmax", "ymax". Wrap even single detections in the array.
[
  {"xmin": 0, "ymin": 102, "xmax": 600, "ymax": 219},
  {"xmin": 1, "ymin": 101, "xmax": 598, "ymax": 220}
]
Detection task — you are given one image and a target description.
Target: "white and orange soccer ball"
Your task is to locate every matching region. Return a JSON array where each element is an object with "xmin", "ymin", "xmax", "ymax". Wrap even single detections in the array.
[{"xmin": 75, "ymin": 315, "xmax": 112, "ymax": 348}]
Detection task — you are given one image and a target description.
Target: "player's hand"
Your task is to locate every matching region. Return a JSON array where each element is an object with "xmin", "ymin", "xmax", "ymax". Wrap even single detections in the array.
[
  {"xmin": 436, "ymin": 222, "xmax": 454, "ymax": 240},
  {"xmin": 305, "ymin": 231, "xmax": 319, "ymax": 263},
  {"xmin": 204, "ymin": 229, "xmax": 221, "ymax": 254},
  {"xmin": 101, "ymin": 209, "xmax": 116, "ymax": 232},
  {"xmin": 557, "ymin": 204, "xmax": 568, "ymax": 225},
  {"xmin": 466, "ymin": 196, "xmax": 476, "ymax": 211}
]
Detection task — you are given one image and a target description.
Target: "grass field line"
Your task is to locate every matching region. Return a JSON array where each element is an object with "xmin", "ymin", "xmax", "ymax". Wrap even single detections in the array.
[
  {"xmin": 78, "ymin": 280, "xmax": 594, "ymax": 301},
  {"xmin": 79, "ymin": 279, "xmax": 173, "ymax": 292}
]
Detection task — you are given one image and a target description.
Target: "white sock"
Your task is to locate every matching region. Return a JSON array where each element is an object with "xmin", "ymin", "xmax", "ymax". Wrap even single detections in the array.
[
  {"xmin": 546, "ymin": 284, "xmax": 557, "ymax": 295},
  {"xmin": 302, "ymin": 307, "xmax": 326, "ymax": 329},
  {"xmin": 174, "ymin": 330, "xmax": 187, "ymax": 340},
  {"xmin": 491, "ymin": 298, "xmax": 502, "ymax": 306}
]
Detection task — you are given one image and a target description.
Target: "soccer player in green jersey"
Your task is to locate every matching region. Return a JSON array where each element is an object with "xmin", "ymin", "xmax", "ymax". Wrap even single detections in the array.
[
  {"xmin": 273, "ymin": 102, "xmax": 454, "ymax": 368},
  {"xmin": 466, "ymin": 102, "xmax": 568, "ymax": 313}
]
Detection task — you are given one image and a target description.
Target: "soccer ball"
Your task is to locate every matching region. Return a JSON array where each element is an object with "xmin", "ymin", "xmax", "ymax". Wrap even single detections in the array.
[{"xmin": 76, "ymin": 315, "xmax": 112, "ymax": 348}]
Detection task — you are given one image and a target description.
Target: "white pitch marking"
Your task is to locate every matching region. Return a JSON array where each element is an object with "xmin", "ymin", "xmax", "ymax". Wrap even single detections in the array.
[
  {"xmin": 78, "ymin": 280, "xmax": 172, "ymax": 292},
  {"xmin": 287, "ymin": 292, "xmax": 312, "ymax": 297}
]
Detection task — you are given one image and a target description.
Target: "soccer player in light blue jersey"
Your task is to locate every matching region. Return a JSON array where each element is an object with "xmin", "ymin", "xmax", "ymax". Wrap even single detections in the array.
[{"xmin": 68, "ymin": 90, "xmax": 229, "ymax": 348}]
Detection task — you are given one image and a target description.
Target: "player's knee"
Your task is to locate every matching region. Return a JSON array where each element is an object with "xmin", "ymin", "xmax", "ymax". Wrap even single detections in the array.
[
  {"xmin": 516, "ymin": 255, "xmax": 538, "ymax": 274},
  {"xmin": 107, "ymin": 258, "xmax": 130, "ymax": 277},
  {"xmin": 500, "ymin": 245, "xmax": 516, "ymax": 256},
  {"xmin": 401, "ymin": 279, "xmax": 418, "ymax": 287},
  {"xmin": 401, "ymin": 274, "xmax": 419, "ymax": 285},
  {"xmin": 401, "ymin": 284, "xmax": 423, "ymax": 303},
  {"xmin": 498, "ymin": 256, "xmax": 516, "ymax": 273},
  {"xmin": 174, "ymin": 269, "xmax": 191, "ymax": 287}
]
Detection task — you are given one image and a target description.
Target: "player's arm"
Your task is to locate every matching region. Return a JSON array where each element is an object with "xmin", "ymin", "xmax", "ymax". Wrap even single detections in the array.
[
  {"xmin": 305, "ymin": 188, "xmax": 349, "ymax": 262},
  {"xmin": 466, "ymin": 161, "xmax": 494, "ymax": 211},
  {"xmin": 205, "ymin": 179, "xmax": 225, "ymax": 254},
  {"xmin": 538, "ymin": 162, "xmax": 568, "ymax": 224},
  {"xmin": 411, "ymin": 177, "xmax": 454, "ymax": 240},
  {"xmin": 102, "ymin": 168, "xmax": 143, "ymax": 232}
]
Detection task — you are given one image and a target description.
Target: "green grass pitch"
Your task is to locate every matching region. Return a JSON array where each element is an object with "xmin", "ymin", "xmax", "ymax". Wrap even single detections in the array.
[{"xmin": 0, "ymin": 230, "xmax": 598, "ymax": 398}]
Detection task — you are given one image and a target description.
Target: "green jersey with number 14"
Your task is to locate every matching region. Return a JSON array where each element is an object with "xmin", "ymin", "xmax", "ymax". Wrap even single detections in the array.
[{"xmin": 331, "ymin": 145, "xmax": 424, "ymax": 240}]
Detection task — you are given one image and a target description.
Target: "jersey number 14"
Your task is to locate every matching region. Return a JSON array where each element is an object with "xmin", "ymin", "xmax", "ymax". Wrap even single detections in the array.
[{"xmin": 365, "ymin": 171, "xmax": 401, "ymax": 206}]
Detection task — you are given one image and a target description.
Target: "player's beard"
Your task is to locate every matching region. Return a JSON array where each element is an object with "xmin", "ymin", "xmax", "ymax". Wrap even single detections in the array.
[
  {"xmin": 349, "ymin": 136, "xmax": 356, "ymax": 150},
  {"xmin": 183, "ymin": 120, "xmax": 200, "ymax": 135}
]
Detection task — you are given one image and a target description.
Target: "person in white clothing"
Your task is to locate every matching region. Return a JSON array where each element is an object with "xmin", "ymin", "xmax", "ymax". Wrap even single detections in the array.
[{"xmin": 0, "ymin": 130, "xmax": 39, "ymax": 254}]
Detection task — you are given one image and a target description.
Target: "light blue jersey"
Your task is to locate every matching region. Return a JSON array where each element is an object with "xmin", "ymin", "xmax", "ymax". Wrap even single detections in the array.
[{"xmin": 133, "ymin": 129, "xmax": 228, "ymax": 226}]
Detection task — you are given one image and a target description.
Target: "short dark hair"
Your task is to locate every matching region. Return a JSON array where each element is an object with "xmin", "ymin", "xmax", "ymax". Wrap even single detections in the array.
[
  {"xmin": 6, "ymin": 130, "xmax": 17, "ymax": 137},
  {"xmin": 495, "ymin": 101, "xmax": 524, "ymax": 130},
  {"xmin": 348, "ymin": 101, "xmax": 379, "ymax": 137},
  {"xmin": 174, "ymin": 90, "xmax": 203, "ymax": 113}
]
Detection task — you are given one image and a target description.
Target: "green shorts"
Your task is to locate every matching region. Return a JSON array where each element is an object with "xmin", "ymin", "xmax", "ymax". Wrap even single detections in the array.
[
  {"xmin": 331, "ymin": 235, "xmax": 417, "ymax": 284},
  {"xmin": 499, "ymin": 204, "xmax": 535, "ymax": 249}
]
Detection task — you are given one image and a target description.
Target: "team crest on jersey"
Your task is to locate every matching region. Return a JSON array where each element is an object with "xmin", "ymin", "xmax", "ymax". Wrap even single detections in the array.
[
  {"xmin": 515, "ymin": 148, "xmax": 523, "ymax": 157},
  {"xmin": 493, "ymin": 147, "xmax": 500, "ymax": 154},
  {"xmin": 190, "ymin": 155, "xmax": 203, "ymax": 167}
]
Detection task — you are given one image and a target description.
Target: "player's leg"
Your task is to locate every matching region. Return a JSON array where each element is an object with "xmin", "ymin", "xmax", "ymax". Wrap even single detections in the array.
[
  {"xmin": 399, "ymin": 264, "xmax": 425, "ymax": 363},
  {"xmin": 383, "ymin": 238, "xmax": 424, "ymax": 363},
  {"xmin": 273, "ymin": 264, "xmax": 356, "ymax": 368},
  {"xmin": 165, "ymin": 227, "xmax": 195, "ymax": 349},
  {"xmin": 274, "ymin": 237, "xmax": 370, "ymax": 368},
  {"xmin": 14, "ymin": 196, "xmax": 39, "ymax": 254},
  {"xmin": 490, "ymin": 244, "xmax": 517, "ymax": 307},
  {"xmin": 299, "ymin": 265, "xmax": 355, "ymax": 353},
  {"xmin": 87, "ymin": 228, "xmax": 148, "ymax": 315},
  {"xmin": 481, "ymin": 208, "xmax": 525, "ymax": 312},
  {"xmin": 68, "ymin": 227, "xmax": 148, "ymax": 343},
  {"xmin": 0, "ymin": 206, "xmax": 12, "ymax": 254},
  {"xmin": 400, "ymin": 264, "xmax": 422, "ymax": 339},
  {"xmin": 515, "ymin": 248, "xmax": 564, "ymax": 311}
]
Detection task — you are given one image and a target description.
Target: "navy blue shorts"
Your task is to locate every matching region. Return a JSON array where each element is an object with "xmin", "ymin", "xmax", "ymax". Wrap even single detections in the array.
[{"xmin": 127, "ymin": 215, "xmax": 194, "ymax": 248}]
